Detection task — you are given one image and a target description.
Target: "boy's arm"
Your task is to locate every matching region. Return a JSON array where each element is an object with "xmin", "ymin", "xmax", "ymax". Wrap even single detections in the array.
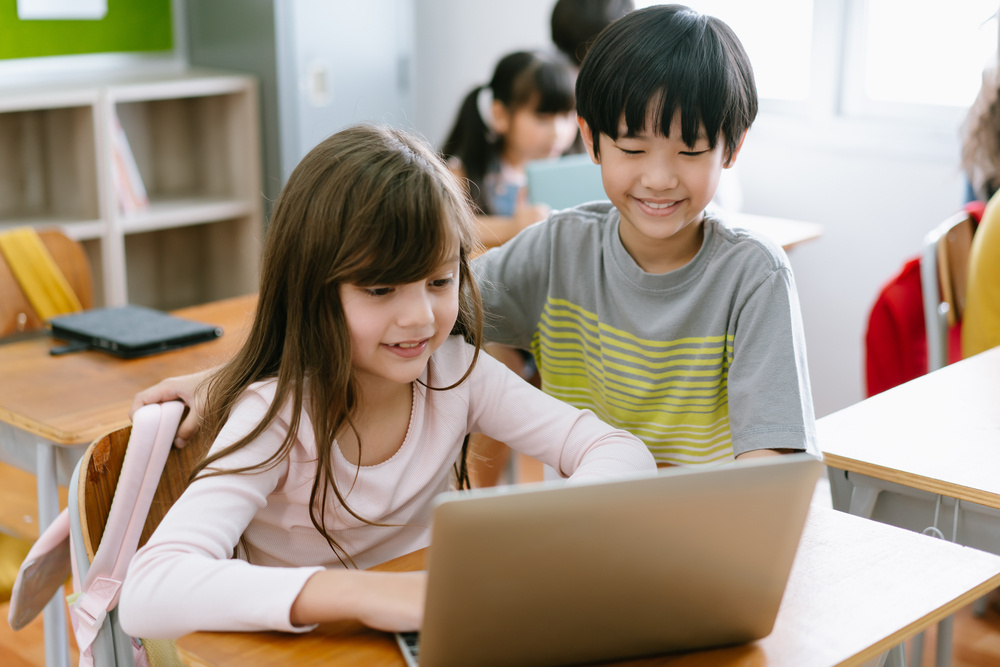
[
  {"xmin": 472, "ymin": 219, "xmax": 555, "ymax": 348},
  {"xmin": 726, "ymin": 266, "xmax": 817, "ymax": 458}
]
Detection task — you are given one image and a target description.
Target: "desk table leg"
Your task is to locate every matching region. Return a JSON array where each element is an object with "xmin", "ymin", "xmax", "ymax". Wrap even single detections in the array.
[
  {"xmin": 845, "ymin": 474, "xmax": 959, "ymax": 667},
  {"xmin": 884, "ymin": 643, "xmax": 908, "ymax": 667},
  {"xmin": 37, "ymin": 442, "xmax": 71, "ymax": 667},
  {"xmin": 935, "ymin": 615, "xmax": 953, "ymax": 667}
]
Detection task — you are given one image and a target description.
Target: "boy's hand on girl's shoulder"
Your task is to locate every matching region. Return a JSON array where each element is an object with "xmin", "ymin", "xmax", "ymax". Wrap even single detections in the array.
[{"xmin": 129, "ymin": 366, "xmax": 218, "ymax": 448}]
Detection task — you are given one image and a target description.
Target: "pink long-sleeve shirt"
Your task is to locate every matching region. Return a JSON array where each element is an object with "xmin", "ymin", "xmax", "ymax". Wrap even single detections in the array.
[{"xmin": 120, "ymin": 336, "xmax": 655, "ymax": 638}]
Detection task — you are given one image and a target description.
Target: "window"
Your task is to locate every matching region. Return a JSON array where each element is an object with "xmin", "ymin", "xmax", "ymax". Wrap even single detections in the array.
[
  {"xmin": 635, "ymin": 0, "xmax": 998, "ymax": 128},
  {"xmin": 844, "ymin": 0, "xmax": 997, "ymax": 119}
]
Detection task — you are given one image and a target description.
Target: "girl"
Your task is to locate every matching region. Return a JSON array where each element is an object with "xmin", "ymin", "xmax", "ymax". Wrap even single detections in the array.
[
  {"xmin": 118, "ymin": 124, "xmax": 654, "ymax": 639},
  {"xmin": 442, "ymin": 50, "xmax": 580, "ymax": 248}
]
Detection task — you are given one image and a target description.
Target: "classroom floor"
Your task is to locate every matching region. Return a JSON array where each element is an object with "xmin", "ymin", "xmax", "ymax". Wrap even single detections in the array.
[{"xmin": 2, "ymin": 468, "xmax": 999, "ymax": 666}]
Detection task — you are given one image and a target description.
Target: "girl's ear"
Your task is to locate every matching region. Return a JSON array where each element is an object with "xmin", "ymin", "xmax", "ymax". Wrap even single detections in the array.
[
  {"xmin": 578, "ymin": 117, "xmax": 600, "ymax": 164},
  {"xmin": 491, "ymin": 100, "xmax": 511, "ymax": 135}
]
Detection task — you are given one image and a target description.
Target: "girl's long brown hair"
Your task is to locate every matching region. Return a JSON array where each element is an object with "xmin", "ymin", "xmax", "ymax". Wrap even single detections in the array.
[{"xmin": 194, "ymin": 124, "xmax": 484, "ymax": 566}]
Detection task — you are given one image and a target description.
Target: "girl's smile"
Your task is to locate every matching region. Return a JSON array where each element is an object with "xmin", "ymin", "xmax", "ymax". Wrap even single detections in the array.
[{"xmin": 384, "ymin": 339, "xmax": 430, "ymax": 358}]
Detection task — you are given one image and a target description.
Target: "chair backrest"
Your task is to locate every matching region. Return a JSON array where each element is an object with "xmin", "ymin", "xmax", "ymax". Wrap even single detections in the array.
[
  {"xmin": 0, "ymin": 228, "xmax": 93, "ymax": 337},
  {"xmin": 69, "ymin": 402, "xmax": 204, "ymax": 667},
  {"xmin": 78, "ymin": 412, "xmax": 210, "ymax": 562},
  {"xmin": 921, "ymin": 210, "xmax": 978, "ymax": 371}
]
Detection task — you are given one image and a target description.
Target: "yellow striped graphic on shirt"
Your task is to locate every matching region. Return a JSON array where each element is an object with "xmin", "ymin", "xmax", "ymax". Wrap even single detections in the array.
[{"xmin": 533, "ymin": 298, "xmax": 734, "ymax": 465}]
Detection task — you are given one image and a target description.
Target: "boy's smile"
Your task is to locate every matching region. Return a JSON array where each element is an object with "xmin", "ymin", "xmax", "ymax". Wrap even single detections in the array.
[{"xmin": 579, "ymin": 109, "xmax": 745, "ymax": 274}]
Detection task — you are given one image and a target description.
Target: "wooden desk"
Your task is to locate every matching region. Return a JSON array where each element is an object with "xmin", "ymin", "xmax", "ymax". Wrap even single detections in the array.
[
  {"xmin": 818, "ymin": 346, "xmax": 1000, "ymax": 667},
  {"xmin": 0, "ymin": 294, "xmax": 255, "ymax": 448},
  {"xmin": 0, "ymin": 294, "xmax": 256, "ymax": 667},
  {"xmin": 729, "ymin": 212, "xmax": 824, "ymax": 252},
  {"xmin": 177, "ymin": 506, "xmax": 1000, "ymax": 667},
  {"xmin": 819, "ymin": 346, "xmax": 1000, "ymax": 510}
]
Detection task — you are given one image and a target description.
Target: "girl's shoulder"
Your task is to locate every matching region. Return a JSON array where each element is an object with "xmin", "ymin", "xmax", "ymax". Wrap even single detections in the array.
[{"xmin": 428, "ymin": 336, "xmax": 477, "ymax": 379}]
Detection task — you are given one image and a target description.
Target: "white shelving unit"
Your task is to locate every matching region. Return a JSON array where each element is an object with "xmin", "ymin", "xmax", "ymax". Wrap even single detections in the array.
[{"xmin": 0, "ymin": 67, "xmax": 262, "ymax": 309}]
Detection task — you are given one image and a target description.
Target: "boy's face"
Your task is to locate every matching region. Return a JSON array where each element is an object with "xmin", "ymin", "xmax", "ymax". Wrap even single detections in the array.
[{"xmin": 578, "ymin": 109, "xmax": 745, "ymax": 272}]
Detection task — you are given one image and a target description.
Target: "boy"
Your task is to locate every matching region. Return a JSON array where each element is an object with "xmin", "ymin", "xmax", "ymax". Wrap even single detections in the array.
[
  {"xmin": 474, "ymin": 4, "xmax": 816, "ymax": 465},
  {"xmin": 132, "ymin": 5, "xmax": 814, "ymax": 466}
]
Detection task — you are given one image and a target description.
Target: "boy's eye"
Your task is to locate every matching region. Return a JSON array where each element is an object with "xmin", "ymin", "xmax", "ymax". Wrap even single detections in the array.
[
  {"xmin": 618, "ymin": 147, "xmax": 644, "ymax": 156},
  {"xmin": 680, "ymin": 150, "xmax": 708, "ymax": 157}
]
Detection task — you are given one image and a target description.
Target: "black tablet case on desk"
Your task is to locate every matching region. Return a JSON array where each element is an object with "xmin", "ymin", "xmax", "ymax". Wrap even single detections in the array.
[{"xmin": 48, "ymin": 305, "xmax": 223, "ymax": 358}]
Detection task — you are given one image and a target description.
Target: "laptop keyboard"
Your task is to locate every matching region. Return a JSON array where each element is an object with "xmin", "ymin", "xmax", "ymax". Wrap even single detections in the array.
[{"xmin": 396, "ymin": 631, "xmax": 421, "ymax": 666}]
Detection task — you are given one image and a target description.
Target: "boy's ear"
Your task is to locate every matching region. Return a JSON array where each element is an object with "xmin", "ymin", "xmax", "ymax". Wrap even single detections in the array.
[
  {"xmin": 724, "ymin": 130, "xmax": 749, "ymax": 169},
  {"xmin": 578, "ymin": 117, "xmax": 600, "ymax": 164}
]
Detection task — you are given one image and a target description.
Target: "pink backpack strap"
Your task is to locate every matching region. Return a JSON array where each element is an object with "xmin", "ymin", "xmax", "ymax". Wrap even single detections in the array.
[
  {"xmin": 7, "ymin": 508, "xmax": 71, "ymax": 631},
  {"xmin": 68, "ymin": 401, "xmax": 184, "ymax": 663}
]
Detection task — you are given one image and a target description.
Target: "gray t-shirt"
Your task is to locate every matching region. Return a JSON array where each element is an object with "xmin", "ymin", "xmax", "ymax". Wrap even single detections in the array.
[{"xmin": 473, "ymin": 202, "xmax": 816, "ymax": 464}]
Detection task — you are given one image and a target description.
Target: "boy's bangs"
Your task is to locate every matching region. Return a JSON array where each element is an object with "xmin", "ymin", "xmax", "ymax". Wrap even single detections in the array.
[{"xmin": 619, "ymin": 50, "xmax": 724, "ymax": 149}]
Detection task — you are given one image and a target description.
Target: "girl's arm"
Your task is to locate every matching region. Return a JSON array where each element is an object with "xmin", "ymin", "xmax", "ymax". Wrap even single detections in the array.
[
  {"xmin": 465, "ymin": 345, "xmax": 656, "ymax": 481},
  {"xmin": 129, "ymin": 366, "xmax": 219, "ymax": 447},
  {"xmin": 120, "ymin": 389, "xmax": 425, "ymax": 638},
  {"xmin": 290, "ymin": 569, "xmax": 426, "ymax": 632}
]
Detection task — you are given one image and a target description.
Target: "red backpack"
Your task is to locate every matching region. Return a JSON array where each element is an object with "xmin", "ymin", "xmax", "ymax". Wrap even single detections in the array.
[{"xmin": 864, "ymin": 201, "xmax": 985, "ymax": 396}]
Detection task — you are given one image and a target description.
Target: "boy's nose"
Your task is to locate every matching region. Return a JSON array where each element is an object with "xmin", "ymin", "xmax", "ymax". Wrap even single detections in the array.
[{"xmin": 642, "ymin": 158, "xmax": 680, "ymax": 192}]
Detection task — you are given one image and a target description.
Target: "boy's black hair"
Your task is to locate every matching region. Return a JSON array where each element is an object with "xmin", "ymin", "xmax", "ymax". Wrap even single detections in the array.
[
  {"xmin": 576, "ymin": 4, "xmax": 757, "ymax": 162},
  {"xmin": 551, "ymin": 0, "xmax": 635, "ymax": 67}
]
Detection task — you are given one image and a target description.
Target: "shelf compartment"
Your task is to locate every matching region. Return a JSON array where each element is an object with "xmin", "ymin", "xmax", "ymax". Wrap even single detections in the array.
[
  {"xmin": 124, "ymin": 218, "xmax": 259, "ymax": 310},
  {"xmin": 0, "ymin": 105, "xmax": 100, "ymax": 225},
  {"xmin": 112, "ymin": 84, "xmax": 257, "ymax": 209}
]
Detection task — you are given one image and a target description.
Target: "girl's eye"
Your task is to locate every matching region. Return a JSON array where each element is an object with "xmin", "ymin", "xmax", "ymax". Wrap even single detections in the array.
[
  {"xmin": 364, "ymin": 287, "xmax": 393, "ymax": 297},
  {"xmin": 430, "ymin": 277, "xmax": 455, "ymax": 289}
]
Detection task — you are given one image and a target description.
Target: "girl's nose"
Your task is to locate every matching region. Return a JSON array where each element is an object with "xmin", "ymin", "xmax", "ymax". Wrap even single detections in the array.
[{"xmin": 398, "ymin": 290, "xmax": 435, "ymax": 327}]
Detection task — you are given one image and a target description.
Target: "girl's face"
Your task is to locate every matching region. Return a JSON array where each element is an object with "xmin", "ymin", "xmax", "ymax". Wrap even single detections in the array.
[
  {"xmin": 339, "ymin": 254, "xmax": 461, "ymax": 391},
  {"xmin": 496, "ymin": 101, "xmax": 578, "ymax": 167}
]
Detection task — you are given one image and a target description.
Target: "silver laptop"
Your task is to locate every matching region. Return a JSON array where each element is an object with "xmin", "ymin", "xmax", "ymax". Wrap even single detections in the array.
[
  {"xmin": 397, "ymin": 452, "xmax": 822, "ymax": 667},
  {"xmin": 525, "ymin": 153, "xmax": 606, "ymax": 210}
]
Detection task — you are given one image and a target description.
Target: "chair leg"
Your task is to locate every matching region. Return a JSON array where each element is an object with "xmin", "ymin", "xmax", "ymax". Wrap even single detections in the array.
[{"xmin": 37, "ymin": 442, "xmax": 70, "ymax": 667}]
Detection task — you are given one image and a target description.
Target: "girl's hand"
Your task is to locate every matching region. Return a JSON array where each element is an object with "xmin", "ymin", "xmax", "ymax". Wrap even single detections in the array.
[
  {"xmin": 291, "ymin": 570, "xmax": 427, "ymax": 633},
  {"xmin": 129, "ymin": 366, "xmax": 218, "ymax": 447}
]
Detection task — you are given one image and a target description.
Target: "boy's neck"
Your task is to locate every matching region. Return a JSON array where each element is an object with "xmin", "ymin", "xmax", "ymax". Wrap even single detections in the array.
[{"xmin": 619, "ymin": 216, "xmax": 706, "ymax": 274}]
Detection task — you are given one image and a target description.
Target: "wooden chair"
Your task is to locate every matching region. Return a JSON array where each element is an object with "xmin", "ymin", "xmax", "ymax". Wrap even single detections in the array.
[
  {"xmin": 0, "ymin": 228, "xmax": 93, "ymax": 337},
  {"xmin": 0, "ymin": 228, "xmax": 93, "ymax": 652},
  {"xmin": 71, "ymin": 403, "xmax": 210, "ymax": 666},
  {"xmin": 77, "ymin": 416, "xmax": 209, "ymax": 572},
  {"xmin": 920, "ymin": 210, "xmax": 977, "ymax": 371}
]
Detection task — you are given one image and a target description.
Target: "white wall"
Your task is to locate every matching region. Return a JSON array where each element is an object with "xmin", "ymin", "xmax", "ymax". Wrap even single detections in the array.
[
  {"xmin": 738, "ymin": 117, "xmax": 965, "ymax": 416},
  {"xmin": 411, "ymin": 1, "xmax": 968, "ymax": 418}
]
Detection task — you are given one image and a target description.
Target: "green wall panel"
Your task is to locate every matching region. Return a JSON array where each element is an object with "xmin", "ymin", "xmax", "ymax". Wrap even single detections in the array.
[{"xmin": 0, "ymin": 0, "xmax": 173, "ymax": 60}]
